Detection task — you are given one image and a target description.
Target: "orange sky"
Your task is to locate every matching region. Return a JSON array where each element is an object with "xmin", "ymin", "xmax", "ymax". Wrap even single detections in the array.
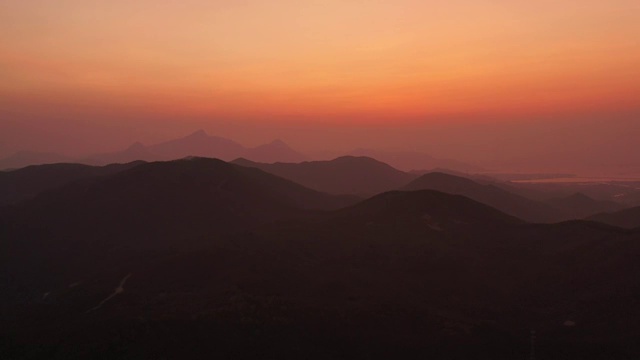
[
  {"xmin": 2, "ymin": 0, "xmax": 639, "ymax": 122},
  {"xmin": 1, "ymin": 1, "xmax": 640, "ymax": 174}
]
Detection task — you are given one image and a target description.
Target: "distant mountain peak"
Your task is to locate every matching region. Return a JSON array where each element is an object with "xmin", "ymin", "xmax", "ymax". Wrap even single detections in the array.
[
  {"xmin": 188, "ymin": 129, "xmax": 208, "ymax": 138},
  {"xmin": 265, "ymin": 139, "xmax": 290, "ymax": 148}
]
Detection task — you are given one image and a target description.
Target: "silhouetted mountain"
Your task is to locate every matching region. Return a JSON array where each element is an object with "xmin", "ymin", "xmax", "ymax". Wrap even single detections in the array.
[
  {"xmin": 3, "ymin": 181, "xmax": 640, "ymax": 359},
  {"xmin": 547, "ymin": 192, "xmax": 624, "ymax": 219},
  {"xmin": 588, "ymin": 205, "xmax": 640, "ymax": 228},
  {"xmin": 233, "ymin": 156, "xmax": 416, "ymax": 196},
  {"xmin": 242, "ymin": 139, "xmax": 307, "ymax": 163},
  {"xmin": 349, "ymin": 148, "xmax": 482, "ymax": 172},
  {"xmin": 4, "ymin": 158, "xmax": 356, "ymax": 246},
  {"xmin": 0, "ymin": 161, "xmax": 144, "ymax": 206},
  {"xmin": 0, "ymin": 151, "xmax": 72, "ymax": 170},
  {"xmin": 402, "ymin": 172, "xmax": 565, "ymax": 222}
]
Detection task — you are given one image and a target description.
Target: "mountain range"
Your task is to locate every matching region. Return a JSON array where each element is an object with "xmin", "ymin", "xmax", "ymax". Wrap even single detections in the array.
[
  {"xmin": 2, "ymin": 157, "xmax": 624, "ymax": 222},
  {"xmin": 401, "ymin": 172, "xmax": 568, "ymax": 222},
  {"xmin": 2, "ymin": 157, "xmax": 640, "ymax": 359},
  {"xmin": 83, "ymin": 130, "xmax": 308, "ymax": 165},
  {"xmin": 1, "ymin": 130, "xmax": 481, "ymax": 173}
]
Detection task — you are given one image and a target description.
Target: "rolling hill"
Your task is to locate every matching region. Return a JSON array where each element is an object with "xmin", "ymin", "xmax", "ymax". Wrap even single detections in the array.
[
  {"xmin": 233, "ymin": 156, "xmax": 416, "ymax": 196},
  {"xmin": 401, "ymin": 172, "xmax": 566, "ymax": 223}
]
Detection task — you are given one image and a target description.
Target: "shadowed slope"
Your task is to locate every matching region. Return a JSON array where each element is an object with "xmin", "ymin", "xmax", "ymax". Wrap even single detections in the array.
[
  {"xmin": 334, "ymin": 189, "xmax": 523, "ymax": 226},
  {"xmin": 0, "ymin": 157, "xmax": 358, "ymax": 305}
]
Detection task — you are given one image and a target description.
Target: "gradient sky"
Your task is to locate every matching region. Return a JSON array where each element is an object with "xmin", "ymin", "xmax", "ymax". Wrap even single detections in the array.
[{"xmin": 1, "ymin": 1, "xmax": 639, "ymax": 173}]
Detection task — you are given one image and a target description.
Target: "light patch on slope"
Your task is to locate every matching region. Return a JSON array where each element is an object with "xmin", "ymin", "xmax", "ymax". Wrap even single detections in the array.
[
  {"xmin": 422, "ymin": 214, "xmax": 444, "ymax": 231},
  {"xmin": 86, "ymin": 273, "xmax": 132, "ymax": 313}
]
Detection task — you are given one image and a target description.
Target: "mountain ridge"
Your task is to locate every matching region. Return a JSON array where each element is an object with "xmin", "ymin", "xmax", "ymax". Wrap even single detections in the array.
[
  {"xmin": 402, "ymin": 171, "xmax": 567, "ymax": 223},
  {"xmin": 73, "ymin": 130, "xmax": 308, "ymax": 167},
  {"xmin": 232, "ymin": 156, "xmax": 417, "ymax": 196}
]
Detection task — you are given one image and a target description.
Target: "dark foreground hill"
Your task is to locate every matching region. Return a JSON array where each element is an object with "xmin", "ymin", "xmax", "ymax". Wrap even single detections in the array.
[
  {"xmin": 588, "ymin": 205, "xmax": 640, "ymax": 228},
  {"xmin": 2, "ymin": 157, "xmax": 356, "ymax": 248},
  {"xmin": 2, "ymin": 160, "xmax": 640, "ymax": 359},
  {"xmin": 402, "ymin": 172, "xmax": 567, "ymax": 223},
  {"xmin": 233, "ymin": 156, "xmax": 417, "ymax": 196}
]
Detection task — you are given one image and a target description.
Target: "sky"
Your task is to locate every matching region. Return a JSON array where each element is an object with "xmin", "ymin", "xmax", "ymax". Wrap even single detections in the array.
[{"xmin": 1, "ymin": 0, "xmax": 639, "ymax": 174}]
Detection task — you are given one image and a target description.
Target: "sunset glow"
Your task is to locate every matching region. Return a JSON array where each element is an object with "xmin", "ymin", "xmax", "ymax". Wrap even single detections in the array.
[{"xmin": 2, "ymin": 0, "xmax": 639, "ymax": 122}]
